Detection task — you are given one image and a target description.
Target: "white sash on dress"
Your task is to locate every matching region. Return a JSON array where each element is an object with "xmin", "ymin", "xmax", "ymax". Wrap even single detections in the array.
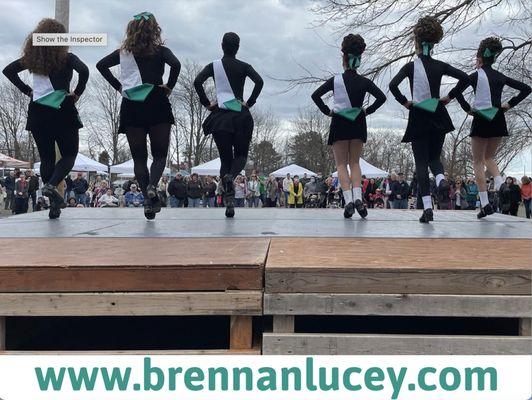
[
  {"xmin": 473, "ymin": 68, "xmax": 498, "ymax": 121},
  {"xmin": 332, "ymin": 74, "xmax": 361, "ymax": 121},
  {"xmin": 119, "ymin": 50, "xmax": 154, "ymax": 102},
  {"xmin": 213, "ymin": 59, "xmax": 241, "ymax": 112},
  {"xmin": 412, "ymin": 58, "xmax": 439, "ymax": 113},
  {"xmin": 32, "ymin": 74, "xmax": 66, "ymax": 109}
]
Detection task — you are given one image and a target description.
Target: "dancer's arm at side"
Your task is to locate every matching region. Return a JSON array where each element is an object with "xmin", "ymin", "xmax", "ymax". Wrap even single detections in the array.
[
  {"xmin": 162, "ymin": 46, "xmax": 181, "ymax": 90},
  {"xmin": 389, "ymin": 63, "xmax": 410, "ymax": 107},
  {"xmin": 444, "ymin": 63, "xmax": 470, "ymax": 101},
  {"xmin": 70, "ymin": 53, "xmax": 89, "ymax": 97},
  {"xmin": 2, "ymin": 59, "xmax": 32, "ymax": 96},
  {"xmin": 311, "ymin": 78, "xmax": 333, "ymax": 116},
  {"xmin": 505, "ymin": 75, "xmax": 531, "ymax": 108},
  {"xmin": 245, "ymin": 64, "xmax": 263, "ymax": 107},
  {"xmin": 365, "ymin": 80, "xmax": 386, "ymax": 115},
  {"xmin": 193, "ymin": 63, "xmax": 214, "ymax": 108},
  {"xmin": 453, "ymin": 72, "xmax": 475, "ymax": 113},
  {"xmin": 96, "ymin": 50, "xmax": 122, "ymax": 92}
]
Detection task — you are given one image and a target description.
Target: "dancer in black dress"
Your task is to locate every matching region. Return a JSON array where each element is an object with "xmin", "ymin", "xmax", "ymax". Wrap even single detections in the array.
[
  {"xmin": 194, "ymin": 32, "xmax": 264, "ymax": 218},
  {"xmin": 3, "ymin": 18, "xmax": 88, "ymax": 219},
  {"xmin": 311, "ymin": 34, "xmax": 386, "ymax": 219},
  {"xmin": 389, "ymin": 16, "xmax": 469, "ymax": 223},
  {"xmin": 97, "ymin": 12, "xmax": 180, "ymax": 220},
  {"xmin": 453, "ymin": 37, "xmax": 531, "ymax": 218}
]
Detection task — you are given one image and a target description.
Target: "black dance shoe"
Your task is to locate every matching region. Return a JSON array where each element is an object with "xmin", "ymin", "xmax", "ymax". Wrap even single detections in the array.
[
  {"xmin": 225, "ymin": 194, "xmax": 235, "ymax": 218},
  {"xmin": 150, "ymin": 194, "xmax": 162, "ymax": 214},
  {"xmin": 143, "ymin": 199, "xmax": 156, "ymax": 220},
  {"xmin": 48, "ymin": 207, "xmax": 61, "ymax": 220},
  {"xmin": 419, "ymin": 208, "xmax": 434, "ymax": 223},
  {"xmin": 42, "ymin": 184, "xmax": 66, "ymax": 209},
  {"xmin": 146, "ymin": 185, "xmax": 158, "ymax": 199},
  {"xmin": 354, "ymin": 199, "xmax": 368, "ymax": 218},
  {"xmin": 343, "ymin": 202, "xmax": 355, "ymax": 218},
  {"xmin": 477, "ymin": 204, "xmax": 494, "ymax": 219}
]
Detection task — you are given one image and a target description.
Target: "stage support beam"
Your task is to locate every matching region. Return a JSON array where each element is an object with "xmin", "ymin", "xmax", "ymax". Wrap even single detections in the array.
[
  {"xmin": 273, "ymin": 316, "xmax": 294, "ymax": 333},
  {"xmin": 0, "ymin": 317, "xmax": 5, "ymax": 351},
  {"xmin": 519, "ymin": 318, "xmax": 531, "ymax": 336},
  {"xmin": 230, "ymin": 316, "xmax": 252, "ymax": 350}
]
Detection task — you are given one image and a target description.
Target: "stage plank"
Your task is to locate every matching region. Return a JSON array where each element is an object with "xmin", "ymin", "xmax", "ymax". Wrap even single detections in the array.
[
  {"xmin": 1, "ymin": 349, "xmax": 261, "ymax": 355},
  {"xmin": 265, "ymin": 293, "xmax": 532, "ymax": 317},
  {"xmin": 0, "ymin": 238, "xmax": 267, "ymax": 292},
  {"xmin": 0, "ymin": 292, "xmax": 263, "ymax": 316},
  {"xmin": 263, "ymin": 333, "xmax": 532, "ymax": 355},
  {"xmin": 266, "ymin": 238, "xmax": 532, "ymax": 295}
]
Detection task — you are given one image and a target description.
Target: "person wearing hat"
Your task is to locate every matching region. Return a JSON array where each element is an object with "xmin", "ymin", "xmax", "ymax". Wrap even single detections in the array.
[
  {"xmin": 453, "ymin": 37, "xmax": 531, "ymax": 219},
  {"xmin": 311, "ymin": 34, "xmax": 386, "ymax": 219},
  {"xmin": 194, "ymin": 32, "xmax": 264, "ymax": 218},
  {"xmin": 3, "ymin": 19, "xmax": 89, "ymax": 219},
  {"xmin": 389, "ymin": 16, "xmax": 469, "ymax": 223},
  {"xmin": 97, "ymin": 12, "xmax": 181, "ymax": 220}
]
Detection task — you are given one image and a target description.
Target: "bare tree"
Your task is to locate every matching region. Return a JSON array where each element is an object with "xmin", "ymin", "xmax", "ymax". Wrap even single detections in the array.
[
  {"xmin": 364, "ymin": 130, "xmax": 415, "ymax": 177},
  {"xmin": 0, "ymin": 81, "xmax": 32, "ymax": 160},
  {"xmin": 171, "ymin": 61, "xmax": 214, "ymax": 168},
  {"xmin": 84, "ymin": 76, "xmax": 130, "ymax": 165}
]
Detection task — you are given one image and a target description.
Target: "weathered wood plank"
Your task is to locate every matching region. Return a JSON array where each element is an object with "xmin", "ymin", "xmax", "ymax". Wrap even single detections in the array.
[
  {"xmin": 267, "ymin": 238, "xmax": 531, "ymax": 271},
  {"xmin": 263, "ymin": 333, "xmax": 532, "ymax": 355},
  {"xmin": 264, "ymin": 293, "xmax": 532, "ymax": 317},
  {"xmin": 0, "ymin": 268, "xmax": 262, "ymax": 292},
  {"xmin": 230, "ymin": 316, "xmax": 253, "ymax": 350},
  {"xmin": 0, "ymin": 292, "xmax": 263, "ymax": 316},
  {"xmin": 0, "ymin": 238, "xmax": 267, "ymax": 292},
  {"xmin": 266, "ymin": 270, "xmax": 531, "ymax": 295},
  {"xmin": 0, "ymin": 317, "xmax": 5, "ymax": 351},
  {"xmin": 273, "ymin": 316, "xmax": 295, "ymax": 333},
  {"xmin": 519, "ymin": 318, "xmax": 531, "ymax": 336}
]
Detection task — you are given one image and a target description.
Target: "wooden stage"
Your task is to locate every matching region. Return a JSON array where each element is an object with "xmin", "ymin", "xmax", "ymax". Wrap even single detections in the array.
[{"xmin": 0, "ymin": 208, "xmax": 530, "ymax": 355}]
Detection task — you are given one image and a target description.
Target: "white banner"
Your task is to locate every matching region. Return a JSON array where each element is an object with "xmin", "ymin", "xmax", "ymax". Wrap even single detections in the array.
[
  {"xmin": 0, "ymin": 355, "xmax": 530, "ymax": 399},
  {"xmin": 32, "ymin": 33, "xmax": 107, "ymax": 46}
]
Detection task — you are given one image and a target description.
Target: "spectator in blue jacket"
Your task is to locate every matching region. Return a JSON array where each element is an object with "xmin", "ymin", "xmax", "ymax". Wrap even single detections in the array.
[{"xmin": 125, "ymin": 184, "xmax": 144, "ymax": 208}]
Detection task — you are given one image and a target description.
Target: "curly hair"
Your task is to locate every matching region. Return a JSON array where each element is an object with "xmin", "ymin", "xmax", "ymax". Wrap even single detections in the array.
[
  {"xmin": 477, "ymin": 37, "xmax": 503, "ymax": 65},
  {"xmin": 413, "ymin": 16, "xmax": 444, "ymax": 45},
  {"xmin": 121, "ymin": 13, "xmax": 164, "ymax": 56},
  {"xmin": 21, "ymin": 18, "xmax": 68, "ymax": 75},
  {"xmin": 341, "ymin": 34, "xmax": 366, "ymax": 68}
]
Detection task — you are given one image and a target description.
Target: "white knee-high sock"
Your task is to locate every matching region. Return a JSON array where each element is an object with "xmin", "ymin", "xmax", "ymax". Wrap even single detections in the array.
[
  {"xmin": 436, "ymin": 174, "xmax": 445, "ymax": 187},
  {"xmin": 422, "ymin": 195, "xmax": 432, "ymax": 210},
  {"xmin": 353, "ymin": 187, "xmax": 362, "ymax": 201},
  {"xmin": 479, "ymin": 191, "xmax": 489, "ymax": 207},
  {"xmin": 343, "ymin": 189, "xmax": 353, "ymax": 204},
  {"xmin": 494, "ymin": 176, "xmax": 504, "ymax": 190}
]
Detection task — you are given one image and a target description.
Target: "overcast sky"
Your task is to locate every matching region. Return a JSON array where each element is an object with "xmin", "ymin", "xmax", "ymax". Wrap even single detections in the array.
[{"xmin": 1, "ymin": 0, "xmax": 530, "ymax": 174}]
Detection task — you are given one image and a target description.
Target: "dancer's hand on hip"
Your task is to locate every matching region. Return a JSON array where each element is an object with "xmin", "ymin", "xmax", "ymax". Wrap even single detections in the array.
[
  {"xmin": 440, "ymin": 95, "xmax": 451, "ymax": 105},
  {"xmin": 69, "ymin": 92, "xmax": 80, "ymax": 103},
  {"xmin": 501, "ymin": 102, "xmax": 511, "ymax": 112},
  {"xmin": 402, "ymin": 101, "xmax": 412, "ymax": 109},
  {"xmin": 208, "ymin": 101, "xmax": 218, "ymax": 111},
  {"xmin": 159, "ymin": 84, "xmax": 172, "ymax": 97}
]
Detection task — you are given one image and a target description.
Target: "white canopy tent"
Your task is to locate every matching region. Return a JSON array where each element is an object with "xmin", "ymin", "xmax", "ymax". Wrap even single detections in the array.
[
  {"xmin": 110, "ymin": 159, "xmax": 171, "ymax": 176},
  {"xmin": 270, "ymin": 164, "xmax": 317, "ymax": 178},
  {"xmin": 332, "ymin": 158, "xmax": 388, "ymax": 179},
  {"xmin": 0, "ymin": 152, "xmax": 29, "ymax": 168},
  {"xmin": 34, "ymin": 153, "xmax": 107, "ymax": 174},
  {"xmin": 191, "ymin": 158, "xmax": 244, "ymax": 176}
]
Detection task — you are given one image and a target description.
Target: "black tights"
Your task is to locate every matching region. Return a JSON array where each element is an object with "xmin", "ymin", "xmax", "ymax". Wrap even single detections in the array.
[
  {"xmin": 126, "ymin": 123, "xmax": 171, "ymax": 196},
  {"xmin": 31, "ymin": 127, "xmax": 79, "ymax": 186},
  {"xmin": 213, "ymin": 130, "xmax": 252, "ymax": 180},
  {"xmin": 411, "ymin": 134, "xmax": 445, "ymax": 197}
]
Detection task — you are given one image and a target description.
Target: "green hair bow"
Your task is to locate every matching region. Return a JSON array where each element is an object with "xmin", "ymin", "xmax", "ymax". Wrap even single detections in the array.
[
  {"xmin": 134, "ymin": 11, "xmax": 153, "ymax": 21},
  {"xmin": 421, "ymin": 42, "xmax": 433, "ymax": 56},
  {"xmin": 348, "ymin": 54, "xmax": 361, "ymax": 69},
  {"xmin": 483, "ymin": 48, "xmax": 499, "ymax": 61}
]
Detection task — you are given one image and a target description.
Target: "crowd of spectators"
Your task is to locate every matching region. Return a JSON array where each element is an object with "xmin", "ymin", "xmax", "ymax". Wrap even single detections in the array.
[{"xmin": 1, "ymin": 168, "xmax": 531, "ymax": 219}]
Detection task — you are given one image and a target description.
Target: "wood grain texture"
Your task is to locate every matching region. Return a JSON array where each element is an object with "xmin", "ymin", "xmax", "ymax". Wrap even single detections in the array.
[
  {"xmin": 264, "ymin": 293, "xmax": 532, "ymax": 317},
  {"xmin": 267, "ymin": 238, "xmax": 531, "ymax": 271},
  {"xmin": 263, "ymin": 333, "xmax": 532, "ymax": 355},
  {"xmin": 0, "ymin": 237, "xmax": 268, "ymax": 292},
  {"xmin": 0, "ymin": 292, "xmax": 263, "ymax": 316},
  {"xmin": 266, "ymin": 270, "xmax": 531, "ymax": 295},
  {"xmin": 0, "ymin": 238, "xmax": 269, "ymax": 268},
  {"xmin": 519, "ymin": 319, "xmax": 532, "ymax": 336},
  {"xmin": 273, "ymin": 316, "xmax": 295, "ymax": 333},
  {"xmin": 230, "ymin": 316, "xmax": 253, "ymax": 350}
]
